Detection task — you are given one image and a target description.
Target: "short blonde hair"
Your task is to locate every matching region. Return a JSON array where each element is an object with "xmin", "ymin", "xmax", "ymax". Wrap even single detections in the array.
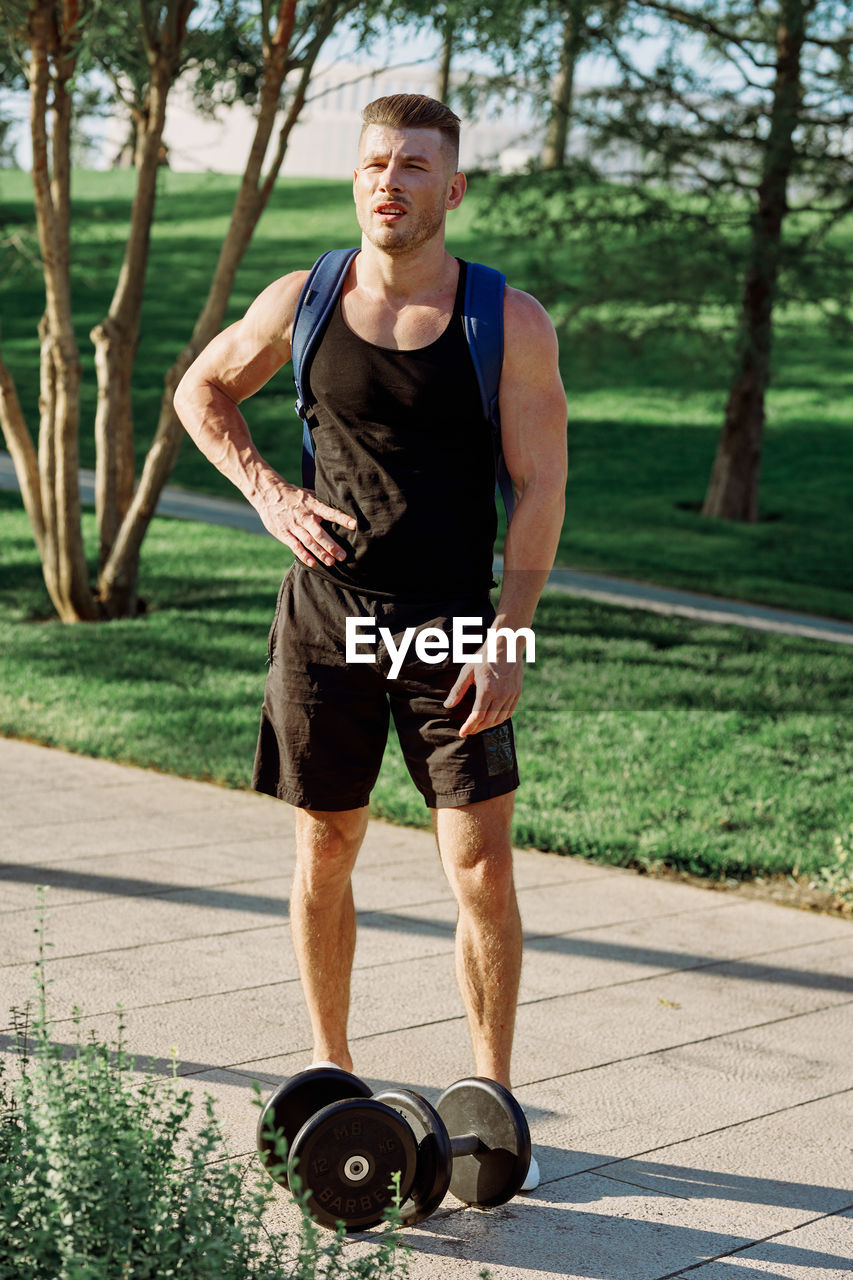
[{"xmin": 360, "ymin": 94, "xmax": 461, "ymax": 169}]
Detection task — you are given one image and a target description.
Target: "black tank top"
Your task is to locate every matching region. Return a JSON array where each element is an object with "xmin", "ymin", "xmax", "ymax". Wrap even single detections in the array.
[{"xmin": 304, "ymin": 259, "xmax": 497, "ymax": 601}]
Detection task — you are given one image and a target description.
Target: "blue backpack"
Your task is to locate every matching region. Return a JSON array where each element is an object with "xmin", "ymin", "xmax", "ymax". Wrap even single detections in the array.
[{"xmin": 290, "ymin": 247, "xmax": 515, "ymax": 519}]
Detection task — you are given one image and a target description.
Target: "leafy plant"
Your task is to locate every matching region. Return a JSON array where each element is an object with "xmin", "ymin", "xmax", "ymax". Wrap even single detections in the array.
[
  {"xmin": 0, "ymin": 909, "xmax": 408, "ymax": 1280},
  {"xmin": 805, "ymin": 826, "xmax": 853, "ymax": 914}
]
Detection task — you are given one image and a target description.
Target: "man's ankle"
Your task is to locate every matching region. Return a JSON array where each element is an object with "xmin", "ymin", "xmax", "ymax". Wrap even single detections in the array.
[{"xmin": 313, "ymin": 1050, "xmax": 354, "ymax": 1073}]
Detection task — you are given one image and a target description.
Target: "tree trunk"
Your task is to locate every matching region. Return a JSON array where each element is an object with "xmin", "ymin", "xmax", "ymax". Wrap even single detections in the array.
[
  {"xmin": 96, "ymin": 0, "xmax": 324, "ymax": 618},
  {"xmin": 436, "ymin": 17, "xmax": 455, "ymax": 103},
  {"xmin": 4, "ymin": 0, "xmax": 349, "ymax": 622},
  {"xmin": 27, "ymin": 0, "xmax": 96, "ymax": 621},
  {"xmin": 702, "ymin": 0, "xmax": 806, "ymax": 522},
  {"xmin": 542, "ymin": 4, "xmax": 582, "ymax": 171},
  {"xmin": 91, "ymin": 63, "xmax": 174, "ymax": 571}
]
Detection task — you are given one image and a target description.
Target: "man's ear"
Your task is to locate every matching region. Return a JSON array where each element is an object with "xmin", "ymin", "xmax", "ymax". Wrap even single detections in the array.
[{"xmin": 446, "ymin": 171, "xmax": 467, "ymax": 210}]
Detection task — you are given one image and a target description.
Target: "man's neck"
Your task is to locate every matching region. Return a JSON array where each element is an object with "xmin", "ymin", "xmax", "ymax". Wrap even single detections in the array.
[{"xmin": 355, "ymin": 238, "xmax": 457, "ymax": 303}]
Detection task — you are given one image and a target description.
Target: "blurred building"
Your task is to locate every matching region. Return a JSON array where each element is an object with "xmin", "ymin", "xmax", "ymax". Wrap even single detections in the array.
[{"xmin": 128, "ymin": 61, "xmax": 539, "ymax": 177}]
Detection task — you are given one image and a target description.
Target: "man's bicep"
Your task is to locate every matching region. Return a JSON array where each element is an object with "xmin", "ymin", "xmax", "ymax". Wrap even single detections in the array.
[
  {"xmin": 198, "ymin": 323, "xmax": 288, "ymax": 405},
  {"xmin": 499, "ymin": 289, "xmax": 568, "ymax": 490},
  {"xmin": 183, "ymin": 271, "xmax": 308, "ymax": 406}
]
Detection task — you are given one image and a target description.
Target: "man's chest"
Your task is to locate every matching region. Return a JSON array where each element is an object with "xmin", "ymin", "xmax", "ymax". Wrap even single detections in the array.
[{"xmin": 339, "ymin": 293, "xmax": 455, "ymax": 351}]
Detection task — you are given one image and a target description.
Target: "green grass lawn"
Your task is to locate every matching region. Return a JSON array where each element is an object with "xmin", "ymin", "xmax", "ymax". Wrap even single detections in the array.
[
  {"xmin": 1, "ymin": 168, "xmax": 851, "ymax": 620},
  {"xmin": 2, "ymin": 492, "xmax": 851, "ymax": 893},
  {"xmin": 1, "ymin": 170, "xmax": 851, "ymax": 900}
]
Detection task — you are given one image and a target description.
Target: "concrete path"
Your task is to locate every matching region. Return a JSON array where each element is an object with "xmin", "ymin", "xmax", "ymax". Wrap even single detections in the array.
[
  {"xmin": 2, "ymin": 451, "xmax": 852, "ymax": 645},
  {"xmin": 2, "ymin": 736, "xmax": 852, "ymax": 1278}
]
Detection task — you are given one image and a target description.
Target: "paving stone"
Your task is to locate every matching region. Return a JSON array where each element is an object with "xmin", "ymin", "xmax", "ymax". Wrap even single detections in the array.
[
  {"xmin": 2, "ymin": 736, "xmax": 852, "ymax": 1280},
  {"xmin": 0, "ymin": 842, "xmax": 291, "ymax": 912},
  {"xmin": 0, "ymin": 912, "xmax": 454, "ymax": 1027},
  {"xmin": 598, "ymin": 1092, "xmax": 853, "ymax": 1228},
  {"xmin": 0, "ymin": 877, "xmax": 291, "ymax": 967},
  {"xmin": 670, "ymin": 1208, "xmax": 853, "ymax": 1279}
]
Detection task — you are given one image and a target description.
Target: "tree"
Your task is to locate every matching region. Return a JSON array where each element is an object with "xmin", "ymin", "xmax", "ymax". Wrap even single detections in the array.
[
  {"xmin": 596, "ymin": 0, "xmax": 853, "ymax": 520},
  {"xmin": 542, "ymin": 1, "xmax": 595, "ymax": 168},
  {"xmin": 0, "ymin": 0, "xmax": 370, "ymax": 621},
  {"xmin": 409, "ymin": 1, "xmax": 626, "ymax": 167},
  {"xmin": 395, "ymin": 1, "xmax": 535, "ymax": 114},
  {"xmin": 477, "ymin": 0, "xmax": 853, "ymax": 522}
]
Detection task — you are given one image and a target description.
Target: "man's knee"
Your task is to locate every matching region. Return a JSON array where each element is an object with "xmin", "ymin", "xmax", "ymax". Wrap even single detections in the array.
[
  {"xmin": 293, "ymin": 806, "xmax": 368, "ymax": 898},
  {"xmin": 433, "ymin": 795, "xmax": 516, "ymax": 912}
]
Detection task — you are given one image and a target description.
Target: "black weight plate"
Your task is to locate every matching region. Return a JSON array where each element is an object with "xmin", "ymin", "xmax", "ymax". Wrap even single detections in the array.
[
  {"xmin": 372, "ymin": 1088, "xmax": 453, "ymax": 1225},
  {"xmin": 436, "ymin": 1076, "xmax": 531, "ymax": 1208},
  {"xmin": 288, "ymin": 1097, "xmax": 418, "ymax": 1232},
  {"xmin": 256, "ymin": 1067, "xmax": 372, "ymax": 1186}
]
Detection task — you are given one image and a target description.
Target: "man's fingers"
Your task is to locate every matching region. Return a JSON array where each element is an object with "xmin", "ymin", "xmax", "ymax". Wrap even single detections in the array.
[
  {"xmin": 459, "ymin": 689, "xmax": 519, "ymax": 737},
  {"xmin": 258, "ymin": 484, "xmax": 354, "ymax": 562},
  {"xmin": 272, "ymin": 520, "xmax": 331, "ymax": 566},
  {"xmin": 444, "ymin": 666, "xmax": 474, "ymax": 709},
  {"xmin": 280, "ymin": 531, "xmax": 318, "ymax": 568},
  {"xmin": 311, "ymin": 498, "xmax": 357, "ymax": 530},
  {"xmin": 298, "ymin": 522, "xmax": 342, "ymax": 565},
  {"xmin": 459, "ymin": 698, "xmax": 493, "ymax": 737},
  {"xmin": 297, "ymin": 510, "xmax": 350, "ymax": 563},
  {"xmin": 460, "ymin": 703, "xmax": 511, "ymax": 737},
  {"xmin": 447, "ymin": 652, "xmax": 523, "ymax": 735},
  {"xmin": 458, "ymin": 685, "xmax": 492, "ymax": 736}
]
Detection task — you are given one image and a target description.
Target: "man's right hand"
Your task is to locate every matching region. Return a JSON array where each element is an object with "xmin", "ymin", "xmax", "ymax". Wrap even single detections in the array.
[{"xmin": 255, "ymin": 479, "xmax": 356, "ymax": 569}]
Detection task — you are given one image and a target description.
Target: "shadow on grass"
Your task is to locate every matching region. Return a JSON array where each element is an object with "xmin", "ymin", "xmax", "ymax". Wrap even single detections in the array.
[{"xmin": 4, "ymin": 566, "xmax": 850, "ymax": 722}]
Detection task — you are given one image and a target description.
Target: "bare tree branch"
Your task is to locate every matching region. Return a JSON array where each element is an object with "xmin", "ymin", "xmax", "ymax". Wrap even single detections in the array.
[
  {"xmin": 0, "ymin": 349, "xmax": 44, "ymax": 552},
  {"xmin": 637, "ymin": 0, "xmax": 778, "ymax": 70}
]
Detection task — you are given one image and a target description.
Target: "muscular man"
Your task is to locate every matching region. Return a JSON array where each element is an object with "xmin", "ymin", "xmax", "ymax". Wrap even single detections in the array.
[{"xmin": 175, "ymin": 94, "xmax": 567, "ymax": 1192}]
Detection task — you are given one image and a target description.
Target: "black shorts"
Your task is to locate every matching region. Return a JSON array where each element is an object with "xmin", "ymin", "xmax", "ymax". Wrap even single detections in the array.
[{"xmin": 252, "ymin": 565, "xmax": 520, "ymax": 811}]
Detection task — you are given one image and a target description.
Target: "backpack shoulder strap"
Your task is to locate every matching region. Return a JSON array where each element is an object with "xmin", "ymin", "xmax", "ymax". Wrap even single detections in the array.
[
  {"xmin": 462, "ymin": 261, "xmax": 515, "ymax": 520},
  {"xmin": 292, "ymin": 247, "xmax": 359, "ymax": 489}
]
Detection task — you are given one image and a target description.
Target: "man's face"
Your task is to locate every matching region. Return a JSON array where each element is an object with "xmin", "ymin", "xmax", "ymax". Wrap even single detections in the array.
[{"xmin": 353, "ymin": 124, "xmax": 466, "ymax": 255}]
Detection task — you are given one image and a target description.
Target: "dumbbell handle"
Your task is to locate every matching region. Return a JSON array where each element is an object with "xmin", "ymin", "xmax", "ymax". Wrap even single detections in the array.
[{"xmin": 450, "ymin": 1132, "xmax": 484, "ymax": 1159}]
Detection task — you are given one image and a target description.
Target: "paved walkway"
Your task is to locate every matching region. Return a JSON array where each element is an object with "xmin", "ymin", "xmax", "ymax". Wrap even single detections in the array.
[
  {"xmin": 2, "ymin": 737, "xmax": 852, "ymax": 1278},
  {"xmin": 2, "ymin": 451, "xmax": 852, "ymax": 645}
]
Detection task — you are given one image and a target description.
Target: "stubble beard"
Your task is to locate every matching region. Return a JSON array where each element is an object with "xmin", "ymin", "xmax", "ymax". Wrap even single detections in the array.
[{"xmin": 360, "ymin": 199, "xmax": 447, "ymax": 257}]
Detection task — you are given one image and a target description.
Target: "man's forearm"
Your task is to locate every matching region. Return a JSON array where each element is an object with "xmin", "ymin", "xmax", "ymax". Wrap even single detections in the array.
[
  {"xmin": 175, "ymin": 367, "xmax": 356, "ymax": 566},
  {"xmin": 493, "ymin": 481, "xmax": 565, "ymax": 635},
  {"xmin": 174, "ymin": 377, "xmax": 288, "ymax": 513}
]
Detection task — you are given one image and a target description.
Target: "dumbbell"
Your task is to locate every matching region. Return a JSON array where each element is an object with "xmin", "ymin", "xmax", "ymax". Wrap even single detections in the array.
[
  {"xmin": 256, "ymin": 1066, "xmax": 418, "ymax": 1231},
  {"xmin": 373, "ymin": 1078, "xmax": 531, "ymax": 1225},
  {"xmin": 258, "ymin": 1068, "xmax": 531, "ymax": 1232}
]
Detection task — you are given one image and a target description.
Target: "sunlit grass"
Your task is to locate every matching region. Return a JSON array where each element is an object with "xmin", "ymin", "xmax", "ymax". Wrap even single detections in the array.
[
  {"xmin": 1, "ymin": 168, "xmax": 850, "ymax": 618},
  {"xmin": 2, "ymin": 493, "xmax": 851, "ymax": 888}
]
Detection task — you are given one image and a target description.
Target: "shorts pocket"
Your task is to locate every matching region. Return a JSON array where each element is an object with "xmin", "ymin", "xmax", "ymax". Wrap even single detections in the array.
[{"xmin": 266, "ymin": 570, "xmax": 291, "ymax": 665}]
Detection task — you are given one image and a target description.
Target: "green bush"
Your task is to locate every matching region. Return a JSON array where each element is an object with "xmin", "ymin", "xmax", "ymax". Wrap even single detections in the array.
[{"xmin": 0, "ymin": 919, "xmax": 408, "ymax": 1280}]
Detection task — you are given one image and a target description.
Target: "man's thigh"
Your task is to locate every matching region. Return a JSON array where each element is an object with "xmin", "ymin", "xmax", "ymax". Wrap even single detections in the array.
[
  {"xmin": 431, "ymin": 792, "xmax": 515, "ymax": 871},
  {"xmin": 252, "ymin": 568, "xmax": 390, "ymax": 810}
]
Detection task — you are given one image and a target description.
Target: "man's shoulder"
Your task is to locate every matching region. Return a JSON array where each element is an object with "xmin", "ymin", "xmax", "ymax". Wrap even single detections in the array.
[
  {"xmin": 502, "ymin": 284, "xmax": 554, "ymax": 335},
  {"xmin": 256, "ymin": 268, "xmax": 313, "ymax": 312},
  {"xmin": 243, "ymin": 269, "xmax": 313, "ymax": 345},
  {"xmin": 500, "ymin": 285, "xmax": 560, "ymax": 386}
]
